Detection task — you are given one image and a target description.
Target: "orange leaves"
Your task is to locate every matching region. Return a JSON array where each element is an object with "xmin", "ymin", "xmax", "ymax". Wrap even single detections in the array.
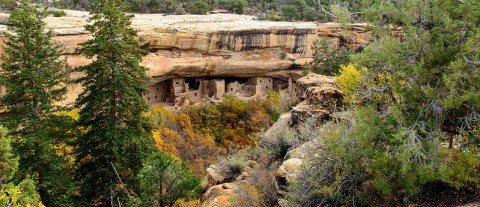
[{"xmin": 148, "ymin": 105, "xmax": 220, "ymax": 175}]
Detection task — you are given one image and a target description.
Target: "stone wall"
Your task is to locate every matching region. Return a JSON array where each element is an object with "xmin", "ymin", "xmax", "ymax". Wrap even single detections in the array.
[{"xmin": 146, "ymin": 76, "xmax": 296, "ymax": 106}]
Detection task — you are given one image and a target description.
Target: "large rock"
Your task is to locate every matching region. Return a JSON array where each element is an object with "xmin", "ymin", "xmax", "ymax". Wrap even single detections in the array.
[
  {"xmin": 291, "ymin": 73, "xmax": 342, "ymax": 126},
  {"xmin": 201, "ymin": 160, "xmax": 261, "ymax": 207},
  {"xmin": 0, "ymin": 10, "xmax": 369, "ymax": 106},
  {"xmin": 276, "ymin": 158, "xmax": 303, "ymax": 185}
]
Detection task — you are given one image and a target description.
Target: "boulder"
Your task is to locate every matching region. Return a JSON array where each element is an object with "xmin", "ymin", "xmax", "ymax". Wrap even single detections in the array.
[
  {"xmin": 276, "ymin": 158, "xmax": 303, "ymax": 185},
  {"xmin": 291, "ymin": 73, "xmax": 342, "ymax": 126}
]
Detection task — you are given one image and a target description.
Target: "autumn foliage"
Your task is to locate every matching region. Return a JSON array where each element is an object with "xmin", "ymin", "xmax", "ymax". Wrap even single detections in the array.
[{"xmin": 147, "ymin": 93, "xmax": 296, "ymax": 175}]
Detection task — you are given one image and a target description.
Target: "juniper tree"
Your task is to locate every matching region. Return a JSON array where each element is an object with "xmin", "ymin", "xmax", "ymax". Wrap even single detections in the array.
[
  {"xmin": 0, "ymin": 3, "xmax": 75, "ymax": 206},
  {"xmin": 290, "ymin": 0, "xmax": 480, "ymax": 205},
  {"xmin": 74, "ymin": 0, "xmax": 154, "ymax": 205}
]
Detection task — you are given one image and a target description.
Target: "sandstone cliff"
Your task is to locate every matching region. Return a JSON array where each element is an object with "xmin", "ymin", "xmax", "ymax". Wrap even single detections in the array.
[{"xmin": 0, "ymin": 10, "xmax": 370, "ymax": 105}]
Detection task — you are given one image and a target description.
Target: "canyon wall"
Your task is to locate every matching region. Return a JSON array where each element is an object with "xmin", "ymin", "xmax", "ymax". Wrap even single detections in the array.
[{"xmin": 0, "ymin": 10, "xmax": 371, "ymax": 106}]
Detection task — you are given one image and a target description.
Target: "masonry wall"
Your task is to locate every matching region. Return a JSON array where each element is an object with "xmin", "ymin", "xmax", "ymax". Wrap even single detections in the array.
[{"xmin": 143, "ymin": 76, "xmax": 296, "ymax": 106}]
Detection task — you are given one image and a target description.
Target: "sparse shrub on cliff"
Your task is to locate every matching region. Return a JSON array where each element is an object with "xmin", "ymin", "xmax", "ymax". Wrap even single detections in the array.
[
  {"xmin": 259, "ymin": 121, "xmax": 300, "ymax": 161},
  {"xmin": 217, "ymin": 154, "xmax": 246, "ymax": 182},
  {"xmin": 311, "ymin": 38, "xmax": 353, "ymax": 76},
  {"xmin": 189, "ymin": 0, "xmax": 210, "ymax": 14},
  {"xmin": 225, "ymin": 0, "xmax": 246, "ymax": 14},
  {"xmin": 232, "ymin": 166, "xmax": 279, "ymax": 207},
  {"xmin": 288, "ymin": 107, "xmax": 454, "ymax": 206}
]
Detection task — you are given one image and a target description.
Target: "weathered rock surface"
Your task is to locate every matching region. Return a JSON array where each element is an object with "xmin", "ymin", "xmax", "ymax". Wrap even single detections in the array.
[
  {"xmin": 276, "ymin": 158, "xmax": 302, "ymax": 185},
  {"xmin": 201, "ymin": 160, "xmax": 261, "ymax": 207},
  {"xmin": 0, "ymin": 10, "xmax": 369, "ymax": 106},
  {"xmin": 291, "ymin": 73, "xmax": 342, "ymax": 125}
]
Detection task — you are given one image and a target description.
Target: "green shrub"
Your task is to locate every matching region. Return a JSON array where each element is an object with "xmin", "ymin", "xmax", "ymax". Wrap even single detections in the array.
[
  {"xmin": 288, "ymin": 106, "xmax": 454, "ymax": 206},
  {"xmin": 259, "ymin": 120, "xmax": 300, "ymax": 160},
  {"xmin": 280, "ymin": 5, "xmax": 300, "ymax": 21},
  {"xmin": 311, "ymin": 38, "xmax": 353, "ymax": 76},
  {"xmin": 136, "ymin": 152, "xmax": 202, "ymax": 207},
  {"xmin": 217, "ymin": 154, "xmax": 246, "ymax": 182},
  {"xmin": 189, "ymin": 0, "xmax": 210, "ymax": 14},
  {"xmin": 280, "ymin": 0, "xmax": 307, "ymax": 21},
  {"xmin": 447, "ymin": 150, "xmax": 480, "ymax": 190},
  {"xmin": 225, "ymin": 0, "xmax": 246, "ymax": 14},
  {"xmin": 51, "ymin": 10, "xmax": 66, "ymax": 17}
]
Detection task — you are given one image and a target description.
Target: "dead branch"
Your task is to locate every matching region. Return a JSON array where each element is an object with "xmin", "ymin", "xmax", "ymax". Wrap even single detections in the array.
[{"xmin": 463, "ymin": 55, "xmax": 480, "ymax": 65}]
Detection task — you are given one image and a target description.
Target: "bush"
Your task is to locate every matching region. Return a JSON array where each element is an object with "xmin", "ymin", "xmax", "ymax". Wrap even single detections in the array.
[
  {"xmin": 335, "ymin": 64, "xmax": 366, "ymax": 103},
  {"xmin": 189, "ymin": 0, "xmax": 210, "ymax": 14},
  {"xmin": 52, "ymin": 10, "xmax": 66, "ymax": 17},
  {"xmin": 280, "ymin": 5, "xmax": 300, "ymax": 21},
  {"xmin": 447, "ymin": 150, "xmax": 480, "ymax": 190},
  {"xmin": 136, "ymin": 152, "xmax": 202, "ymax": 207},
  {"xmin": 259, "ymin": 120, "xmax": 300, "ymax": 160},
  {"xmin": 288, "ymin": 106, "xmax": 454, "ymax": 206},
  {"xmin": 311, "ymin": 38, "xmax": 353, "ymax": 76},
  {"xmin": 225, "ymin": 0, "xmax": 247, "ymax": 14},
  {"xmin": 216, "ymin": 154, "xmax": 246, "ymax": 182},
  {"xmin": 280, "ymin": 0, "xmax": 307, "ymax": 21}
]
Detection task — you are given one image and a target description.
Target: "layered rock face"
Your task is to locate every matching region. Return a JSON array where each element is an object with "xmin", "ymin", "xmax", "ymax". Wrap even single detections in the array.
[
  {"xmin": 291, "ymin": 73, "xmax": 343, "ymax": 125},
  {"xmin": 0, "ymin": 10, "xmax": 369, "ymax": 106}
]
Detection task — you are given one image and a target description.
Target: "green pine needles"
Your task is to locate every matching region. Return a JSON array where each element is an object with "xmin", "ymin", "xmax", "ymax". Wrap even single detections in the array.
[
  {"xmin": 74, "ymin": 0, "xmax": 154, "ymax": 205},
  {"xmin": 0, "ymin": 3, "xmax": 75, "ymax": 207},
  {"xmin": 0, "ymin": 4, "xmax": 66, "ymax": 128}
]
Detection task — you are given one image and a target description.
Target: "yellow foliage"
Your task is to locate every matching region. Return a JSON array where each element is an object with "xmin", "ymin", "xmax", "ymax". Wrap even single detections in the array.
[
  {"xmin": 175, "ymin": 198, "xmax": 201, "ymax": 207},
  {"xmin": 53, "ymin": 110, "xmax": 80, "ymax": 121},
  {"xmin": 148, "ymin": 105, "xmax": 176, "ymax": 128},
  {"xmin": 176, "ymin": 113, "xmax": 192, "ymax": 129},
  {"xmin": 335, "ymin": 64, "xmax": 366, "ymax": 103},
  {"xmin": 0, "ymin": 185, "xmax": 45, "ymax": 207},
  {"xmin": 149, "ymin": 105, "xmax": 221, "ymax": 175},
  {"xmin": 153, "ymin": 128, "xmax": 181, "ymax": 157}
]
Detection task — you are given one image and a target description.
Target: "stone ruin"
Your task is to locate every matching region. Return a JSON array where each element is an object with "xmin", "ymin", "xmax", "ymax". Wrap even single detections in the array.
[{"xmin": 144, "ymin": 76, "xmax": 297, "ymax": 107}]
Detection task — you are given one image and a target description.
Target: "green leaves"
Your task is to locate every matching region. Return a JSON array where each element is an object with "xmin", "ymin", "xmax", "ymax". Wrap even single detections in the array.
[
  {"xmin": 0, "ymin": 3, "xmax": 75, "ymax": 206},
  {"xmin": 311, "ymin": 38, "xmax": 353, "ymax": 76},
  {"xmin": 0, "ymin": 4, "xmax": 66, "ymax": 128},
  {"xmin": 0, "ymin": 127, "xmax": 43, "ymax": 207},
  {"xmin": 136, "ymin": 152, "xmax": 201, "ymax": 207}
]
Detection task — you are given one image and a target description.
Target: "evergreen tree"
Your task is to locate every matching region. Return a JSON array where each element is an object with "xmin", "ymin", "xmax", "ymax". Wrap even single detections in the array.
[
  {"xmin": 74, "ymin": 0, "xmax": 154, "ymax": 205},
  {"xmin": 0, "ymin": 3, "xmax": 75, "ymax": 206},
  {"xmin": 0, "ymin": 126, "xmax": 43, "ymax": 207}
]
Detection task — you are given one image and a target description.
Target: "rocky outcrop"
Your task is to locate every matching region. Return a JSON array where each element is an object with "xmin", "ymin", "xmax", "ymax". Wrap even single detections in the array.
[
  {"xmin": 291, "ymin": 73, "xmax": 342, "ymax": 126},
  {"xmin": 201, "ymin": 160, "xmax": 263, "ymax": 207},
  {"xmin": 0, "ymin": 10, "xmax": 369, "ymax": 106},
  {"xmin": 200, "ymin": 73, "xmax": 344, "ymax": 206},
  {"xmin": 276, "ymin": 158, "xmax": 302, "ymax": 185}
]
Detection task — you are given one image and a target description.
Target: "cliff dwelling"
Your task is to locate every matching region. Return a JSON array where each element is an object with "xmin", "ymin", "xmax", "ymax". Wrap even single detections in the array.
[{"xmin": 144, "ymin": 76, "xmax": 297, "ymax": 107}]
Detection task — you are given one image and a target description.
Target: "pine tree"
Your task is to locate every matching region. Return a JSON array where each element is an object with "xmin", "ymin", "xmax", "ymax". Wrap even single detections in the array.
[
  {"xmin": 0, "ymin": 3, "xmax": 75, "ymax": 206},
  {"xmin": 74, "ymin": 0, "xmax": 154, "ymax": 205},
  {"xmin": 0, "ymin": 126, "xmax": 43, "ymax": 207}
]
